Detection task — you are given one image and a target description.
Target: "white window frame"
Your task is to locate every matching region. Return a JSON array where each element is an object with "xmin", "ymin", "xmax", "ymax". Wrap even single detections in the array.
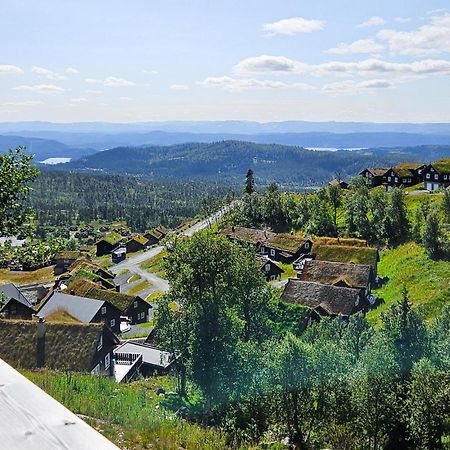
[
  {"xmin": 434, "ymin": 174, "xmax": 438, "ymax": 180},
  {"xmin": 387, "ymin": 176, "xmax": 391, "ymax": 181},
  {"xmin": 270, "ymin": 249, "xmax": 275, "ymax": 257},
  {"xmin": 134, "ymin": 300, "xmax": 138, "ymax": 309},
  {"xmin": 304, "ymin": 242, "xmax": 309, "ymax": 249},
  {"xmin": 265, "ymin": 263, "xmax": 270, "ymax": 272},
  {"xmin": 101, "ymin": 306, "xmax": 106, "ymax": 315},
  {"xmin": 426, "ymin": 173, "xmax": 430, "ymax": 179},
  {"xmin": 105, "ymin": 353, "xmax": 110, "ymax": 369},
  {"xmin": 444, "ymin": 175, "xmax": 448, "ymax": 180},
  {"xmin": 110, "ymin": 318, "xmax": 115, "ymax": 328},
  {"xmin": 97, "ymin": 335, "xmax": 103, "ymax": 351},
  {"xmin": 394, "ymin": 177, "xmax": 398, "ymax": 183}
]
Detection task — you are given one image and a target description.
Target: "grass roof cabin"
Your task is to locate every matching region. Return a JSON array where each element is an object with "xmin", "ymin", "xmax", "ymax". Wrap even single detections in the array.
[
  {"xmin": 262, "ymin": 233, "xmax": 313, "ymax": 263},
  {"xmin": 313, "ymin": 237, "xmax": 367, "ymax": 247},
  {"xmin": 359, "ymin": 167, "xmax": 389, "ymax": 188},
  {"xmin": 313, "ymin": 244, "xmax": 380, "ymax": 274},
  {"xmin": 298, "ymin": 260, "xmax": 373, "ymax": 297},
  {"xmin": 220, "ymin": 226, "xmax": 276, "ymax": 246},
  {"xmin": 281, "ymin": 279, "xmax": 368, "ymax": 318},
  {"xmin": 68, "ymin": 278, "xmax": 151, "ymax": 324},
  {"xmin": 384, "ymin": 162, "xmax": 425, "ymax": 191},
  {"xmin": 125, "ymin": 235, "xmax": 149, "ymax": 253},
  {"xmin": 0, "ymin": 319, "xmax": 119, "ymax": 376},
  {"xmin": 54, "ymin": 250, "xmax": 81, "ymax": 275},
  {"xmin": 37, "ymin": 291, "xmax": 122, "ymax": 334},
  {"xmin": 423, "ymin": 158, "xmax": 450, "ymax": 191},
  {"xmin": 96, "ymin": 232, "xmax": 123, "ymax": 257}
]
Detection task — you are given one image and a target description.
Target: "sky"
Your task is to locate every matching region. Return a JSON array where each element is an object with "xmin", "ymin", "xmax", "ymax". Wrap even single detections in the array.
[{"xmin": 1, "ymin": 0, "xmax": 450, "ymax": 123}]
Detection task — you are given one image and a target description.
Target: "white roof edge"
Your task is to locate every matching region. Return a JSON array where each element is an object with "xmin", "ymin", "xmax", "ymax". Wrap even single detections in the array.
[{"xmin": 0, "ymin": 359, "xmax": 120, "ymax": 450}]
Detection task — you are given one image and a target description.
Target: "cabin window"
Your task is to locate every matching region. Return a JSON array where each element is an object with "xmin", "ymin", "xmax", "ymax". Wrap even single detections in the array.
[
  {"xmin": 426, "ymin": 173, "xmax": 430, "ymax": 179},
  {"xmin": 91, "ymin": 364, "xmax": 100, "ymax": 376},
  {"xmin": 110, "ymin": 318, "xmax": 115, "ymax": 327},
  {"xmin": 387, "ymin": 176, "xmax": 391, "ymax": 181},
  {"xmin": 105, "ymin": 353, "xmax": 110, "ymax": 369},
  {"xmin": 134, "ymin": 301, "xmax": 138, "ymax": 308},
  {"xmin": 304, "ymin": 242, "xmax": 309, "ymax": 249},
  {"xmin": 394, "ymin": 177, "xmax": 398, "ymax": 183},
  {"xmin": 270, "ymin": 249, "xmax": 275, "ymax": 257},
  {"xmin": 101, "ymin": 306, "xmax": 106, "ymax": 315},
  {"xmin": 444, "ymin": 175, "xmax": 448, "ymax": 180},
  {"xmin": 97, "ymin": 335, "xmax": 103, "ymax": 351},
  {"xmin": 265, "ymin": 263, "xmax": 270, "ymax": 272},
  {"xmin": 434, "ymin": 174, "xmax": 438, "ymax": 180}
]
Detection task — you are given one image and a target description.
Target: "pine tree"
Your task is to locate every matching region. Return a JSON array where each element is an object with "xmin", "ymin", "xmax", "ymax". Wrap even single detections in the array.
[{"xmin": 244, "ymin": 169, "xmax": 255, "ymax": 195}]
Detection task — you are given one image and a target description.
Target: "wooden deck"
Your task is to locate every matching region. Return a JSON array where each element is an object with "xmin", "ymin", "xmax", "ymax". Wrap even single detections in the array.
[{"xmin": 0, "ymin": 359, "xmax": 119, "ymax": 449}]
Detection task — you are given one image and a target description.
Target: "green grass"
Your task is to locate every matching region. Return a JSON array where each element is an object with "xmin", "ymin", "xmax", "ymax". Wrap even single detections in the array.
[
  {"xmin": 367, "ymin": 242, "xmax": 450, "ymax": 325},
  {"xmin": 0, "ymin": 265, "xmax": 56, "ymax": 285},
  {"xmin": 119, "ymin": 268, "xmax": 130, "ymax": 276},
  {"xmin": 128, "ymin": 280, "xmax": 151, "ymax": 296},
  {"xmin": 279, "ymin": 262, "xmax": 296, "ymax": 280},
  {"xmin": 129, "ymin": 273, "xmax": 141, "ymax": 283},
  {"xmin": 24, "ymin": 371, "xmax": 228, "ymax": 450},
  {"xmin": 140, "ymin": 251, "xmax": 168, "ymax": 279},
  {"xmin": 146, "ymin": 291, "xmax": 163, "ymax": 302}
]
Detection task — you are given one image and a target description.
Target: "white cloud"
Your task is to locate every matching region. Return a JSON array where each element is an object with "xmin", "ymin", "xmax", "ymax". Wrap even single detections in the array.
[
  {"xmin": 262, "ymin": 17, "xmax": 325, "ymax": 36},
  {"xmin": 12, "ymin": 84, "xmax": 66, "ymax": 94},
  {"xmin": 198, "ymin": 76, "xmax": 313, "ymax": 92},
  {"xmin": 233, "ymin": 55, "xmax": 308, "ymax": 75},
  {"xmin": 0, "ymin": 65, "xmax": 24, "ymax": 75},
  {"xmin": 31, "ymin": 66, "xmax": 66, "ymax": 80},
  {"xmin": 378, "ymin": 13, "xmax": 450, "ymax": 55},
  {"xmin": 70, "ymin": 97, "xmax": 88, "ymax": 103},
  {"xmin": 120, "ymin": 96, "xmax": 132, "ymax": 101},
  {"xmin": 86, "ymin": 89, "xmax": 103, "ymax": 94},
  {"xmin": 327, "ymin": 39, "xmax": 385, "ymax": 55},
  {"xmin": 323, "ymin": 78, "xmax": 393, "ymax": 94},
  {"xmin": 65, "ymin": 67, "xmax": 79, "ymax": 74},
  {"xmin": 1, "ymin": 100, "xmax": 43, "ymax": 107},
  {"xmin": 357, "ymin": 16, "xmax": 386, "ymax": 28},
  {"xmin": 395, "ymin": 17, "xmax": 411, "ymax": 24},
  {"xmin": 85, "ymin": 76, "xmax": 134, "ymax": 87},
  {"xmin": 233, "ymin": 54, "xmax": 450, "ymax": 78},
  {"xmin": 170, "ymin": 84, "xmax": 190, "ymax": 90},
  {"xmin": 143, "ymin": 69, "xmax": 158, "ymax": 75}
]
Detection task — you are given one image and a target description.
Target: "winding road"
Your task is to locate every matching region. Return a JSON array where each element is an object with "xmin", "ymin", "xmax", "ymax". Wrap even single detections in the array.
[{"xmin": 109, "ymin": 204, "xmax": 234, "ymax": 297}]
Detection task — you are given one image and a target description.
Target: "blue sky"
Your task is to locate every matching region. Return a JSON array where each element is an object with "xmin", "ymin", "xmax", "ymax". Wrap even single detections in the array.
[{"xmin": 1, "ymin": 0, "xmax": 450, "ymax": 122}]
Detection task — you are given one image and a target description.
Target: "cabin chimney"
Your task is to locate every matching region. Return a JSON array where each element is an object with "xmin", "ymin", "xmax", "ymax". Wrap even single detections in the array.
[
  {"xmin": 231, "ymin": 225, "xmax": 235, "ymax": 232},
  {"xmin": 36, "ymin": 317, "xmax": 46, "ymax": 368}
]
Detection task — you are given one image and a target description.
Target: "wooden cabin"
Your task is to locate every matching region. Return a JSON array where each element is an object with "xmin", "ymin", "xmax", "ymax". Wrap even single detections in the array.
[
  {"xmin": 359, "ymin": 167, "xmax": 389, "ymax": 188},
  {"xmin": 0, "ymin": 283, "xmax": 35, "ymax": 320},
  {"xmin": 422, "ymin": 158, "xmax": 450, "ymax": 191},
  {"xmin": 96, "ymin": 233, "xmax": 123, "ymax": 257},
  {"xmin": 125, "ymin": 235, "xmax": 148, "ymax": 253},
  {"xmin": 53, "ymin": 251, "xmax": 80, "ymax": 275},
  {"xmin": 257, "ymin": 256, "xmax": 284, "ymax": 281},
  {"xmin": 384, "ymin": 163, "xmax": 425, "ymax": 191},
  {"xmin": 0, "ymin": 319, "xmax": 119, "ymax": 377}
]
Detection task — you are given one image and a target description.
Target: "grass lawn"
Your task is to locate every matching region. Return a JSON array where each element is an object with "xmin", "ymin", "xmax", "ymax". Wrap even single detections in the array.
[
  {"xmin": 128, "ymin": 280, "xmax": 151, "ymax": 296},
  {"xmin": 119, "ymin": 268, "xmax": 130, "ymax": 276},
  {"xmin": 129, "ymin": 273, "xmax": 141, "ymax": 283},
  {"xmin": 24, "ymin": 370, "xmax": 227, "ymax": 450},
  {"xmin": 146, "ymin": 291, "xmax": 163, "ymax": 302},
  {"xmin": 367, "ymin": 241, "xmax": 450, "ymax": 325},
  {"xmin": 140, "ymin": 251, "xmax": 167, "ymax": 279},
  {"xmin": 279, "ymin": 262, "xmax": 296, "ymax": 280},
  {"xmin": 0, "ymin": 265, "xmax": 56, "ymax": 285}
]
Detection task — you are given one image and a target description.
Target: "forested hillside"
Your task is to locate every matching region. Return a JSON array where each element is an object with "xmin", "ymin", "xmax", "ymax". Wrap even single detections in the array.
[
  {"xmin": 59, "ymin": 141, "xmax": 450, "ymax": 187},
  {"xmin": 28, "ymin": 170, "xmax": 230, "ymax": 231}
]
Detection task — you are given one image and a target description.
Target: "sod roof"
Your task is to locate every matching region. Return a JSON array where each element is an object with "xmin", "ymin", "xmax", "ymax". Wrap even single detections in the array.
[
  {"xmin": 266, "ymin": 233, "xmax": 310, "ymax": 253},
  {"xmin": 281, "ymin": 279, "xmax": 360, "ymax": 316},
  {"xmin": 55, "ymin": 251, "xmax": 80, "ymax": 260},
  {"xmin": 221, "ymin": 226, "xmax": 276, "ymax": 245},
  {"xmin": 68, "ymin": 278, "xmax": 134, "ymax": 312},
  {"xmin": 314, "ymin": 244, "xmax": 379, "ymax": 267},
  {"xmin": 68, "ymin": 257, "xmax": 115, "ymax": 279},
  {"xmin": 360, "ymin": 167, "xmax": 389, "ymax": 177},
  {"xmin": 299, "ymin": 260, "xmax": 372, "ymax": 289},
  {"xmin": 313, "ymin": 237, "xmax": 367, "ymax": 248},
  {"xmin": 129, "ymin": 235, "xmax": 148, "ymax": 246},
  {"xmin": 0, "ymin": 319, "xmax": 117, "ymax": 372},
  {"xmin": 393, "ymin": 162, "xmax": 424, "ymax": 177},
  {"xmin": 97, "ymin": 232, "xmax": 122, "ymax": 245},
  {"xmin": 431, "ymin": 158, "xmax": 450, "ymax": 173}
]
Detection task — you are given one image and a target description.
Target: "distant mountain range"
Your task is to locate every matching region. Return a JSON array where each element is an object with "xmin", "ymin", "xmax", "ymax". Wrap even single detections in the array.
[
  {"xmin": 0, "ymin": 135, "xmax": 96, "ymax": 161},
  {"xmin": 0, "ymin": 120, "xmax": 449, "ymax": 162},
  {"xmin": 51, "ymin": 141, "xmax": 450, "ymax": 188}
]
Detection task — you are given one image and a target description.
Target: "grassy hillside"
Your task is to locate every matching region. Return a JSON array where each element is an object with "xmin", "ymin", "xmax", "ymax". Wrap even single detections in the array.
[
  {"xmin": 25, "ymin": 371, "xmax": 229, "ymax": 450},
  {"xmin": 368, "ymin": 242, "xmax": 450, "ymax": 325}
]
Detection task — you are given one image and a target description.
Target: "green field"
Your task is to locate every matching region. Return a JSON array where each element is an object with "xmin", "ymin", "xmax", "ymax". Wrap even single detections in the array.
[
  {"xmin": 25, "ymin": 371, "xmax": 227, "ymax": 450},
  {"xmin": 368, "ymin": 241, "xmax": 450, "ymax": 325}
]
